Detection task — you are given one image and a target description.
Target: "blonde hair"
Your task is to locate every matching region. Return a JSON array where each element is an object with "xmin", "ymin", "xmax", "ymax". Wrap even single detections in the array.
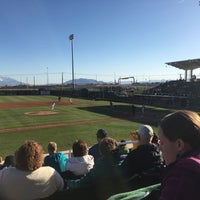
[{"xmin": 48, "ymin": 142, "xmax": 57, "ymax": 154}]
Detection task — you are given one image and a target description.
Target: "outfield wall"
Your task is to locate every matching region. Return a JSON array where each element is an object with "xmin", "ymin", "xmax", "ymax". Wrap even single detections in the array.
[{"xmin": 0, "ymin": 86, "xmax": 199, "ymax": 109}]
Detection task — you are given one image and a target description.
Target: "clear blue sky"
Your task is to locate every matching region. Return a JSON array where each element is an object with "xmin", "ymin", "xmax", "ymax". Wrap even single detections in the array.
[{"xmin": 0, "ymin": 0, "xmax": 200, "ymax": 84}]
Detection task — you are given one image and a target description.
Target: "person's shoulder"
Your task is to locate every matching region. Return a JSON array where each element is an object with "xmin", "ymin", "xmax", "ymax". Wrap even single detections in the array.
[
  {"xmin": 44, "ymin": 154, "xmax": 51, "ymax": 160},
  {"xmin": 138, "ymin": 143, "xmax": 158, "ymax": 151},
  {"xmin": 178, "ymin": 152, "xmax": 200, "ymax": 170},
  {"xmin": 88, "ymin": 154, "xmax": 94, "ymax": 159},
  {"xmin": 67, "ymin": 156, "xmax": 80, "ymax": 163},
  {"xmin": 89, "ymin": 143, "xmax": 99, "ymax": 149},
  {"xmin": 0, "ymin": 166, "xmax": 16, "ymax": 174},
  {"xmin": 166, "ymin": 151, "xmax": 200, "ymax": 178},
  {"xmin": 89, "ymin": 143, "xmax": 99, "ymax": 152},
  {"xmin": 40, "ymin": 166, "xmax": 56, "ymax": 173},
  {"xmin": 83, "ymin": 154, "xmax": 94, "ymax": 162},
  {"xmin": 126, "ymin": 145, "xmax": 154, "ymax": 158},
  {"xmin": 57, "ymin": 152, "xmax": 67, "ymax": 159},
  {"xmin": 39, "ymin": 166, "xmax": 64, "ymax": 177}
]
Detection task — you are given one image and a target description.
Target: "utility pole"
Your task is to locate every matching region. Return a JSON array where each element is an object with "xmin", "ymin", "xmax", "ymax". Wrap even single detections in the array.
[{"xmin": 69, "ymin": 34, "xmax": 75, "ymax": 90}]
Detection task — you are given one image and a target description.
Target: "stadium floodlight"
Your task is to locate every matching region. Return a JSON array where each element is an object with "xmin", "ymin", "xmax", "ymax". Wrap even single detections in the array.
[{"xmin": 69, "ymin": 34, "xmax": 75, "ymax": 90}]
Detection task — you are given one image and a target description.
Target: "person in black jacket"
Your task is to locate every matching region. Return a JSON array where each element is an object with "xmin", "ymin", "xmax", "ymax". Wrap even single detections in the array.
[
  {"xmin": 120, "ymin": 124, "xmax": 165, "ymax": 190},
  {"xmin": 88, "ymin": 128, "xmax": 108, "ymax": 163}
]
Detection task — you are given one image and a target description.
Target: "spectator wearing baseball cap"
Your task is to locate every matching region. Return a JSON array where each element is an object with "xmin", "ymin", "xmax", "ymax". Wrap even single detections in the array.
[
  {"xmin": 120, "ymin": 124, "xmax": 164, "ymax": 190},
  {"xmin": 88, "ymin": 128, "xmax": 108, "ymax": 163}
]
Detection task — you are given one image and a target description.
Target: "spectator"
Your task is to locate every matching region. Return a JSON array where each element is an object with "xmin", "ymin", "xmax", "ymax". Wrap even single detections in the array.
[
  {"xmin": 120, "ymin": 124, "xmax": 164, "ymax": 190},
  {"xmin": 118, "ymin": 140, "xmax": 130, "ymax": 160},
  {"xmin": 88, "ymin": 128, "xmax": 108, "ymax": 163},
  {"xmin": 65, "ymin": 140, "xmax": 94, "ymax": 177},
  {"xmin": 44, "ymin": 141, "xmax": 67, "ymax": 174},
  {"xmin": 0, "ymin": 155, "xmax": 15, "ymax": 170},
  {"xmin": 66, "ymin": 137, "xmax": 127, "ymax": 200},
  {"xmin": 152, "ymin": 132, "xmax": 160, "ymax": 145},
  {"xmin": 130, "ymin": 130, "xmax": 139, "ymax": 150},
  {"xmin": 0, "ymin": 140, "xmax": 64, "ymax": 200},
  {"xmin": 158, "ymin": 110, "xmax": 200, "ymax": 200}
]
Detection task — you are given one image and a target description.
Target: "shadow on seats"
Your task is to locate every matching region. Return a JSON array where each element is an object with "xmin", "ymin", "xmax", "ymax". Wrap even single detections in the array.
[{"xmin": 126, "ymin": 165, "xmax": 164, "ymax": 191}]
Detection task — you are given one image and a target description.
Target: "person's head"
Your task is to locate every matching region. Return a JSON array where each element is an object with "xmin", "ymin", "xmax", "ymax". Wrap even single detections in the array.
[
  {"xmin": 72, "ymin": 140, "xmax": 88, "ymax": 157},
  {"xmin": 99, "ymin": 137, "xmax": 118, "ymax": 157},
  {"xmin": 3, "ymin": 155, "xmax": 15, "ymax": 167},
  {"xmin": 15, "ymin": 140, "xmax": 44, "ymax": 171},
  {"xmin": 158, "ymin": 110, "xmax": 200, "ymax": 165},
  {"xmin": 96, "ymin": 128, "xmax": 108, "ymax": 142},
  {"xmin": 137, "ymin": 125, "xmax": 154, "ymax": 145},
  {"xmin": 119, "ymin": 140, "xmax": 126, "ymax": 149},
  {"xmin": 47, "ymin": 142, "xmax": 57, "ymax": 154}
]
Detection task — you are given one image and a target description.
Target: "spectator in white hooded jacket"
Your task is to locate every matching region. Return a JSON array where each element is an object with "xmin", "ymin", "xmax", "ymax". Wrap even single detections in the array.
[{"xmin": 66, "ymin": 140, "xmax": 94, "ymax": 176}]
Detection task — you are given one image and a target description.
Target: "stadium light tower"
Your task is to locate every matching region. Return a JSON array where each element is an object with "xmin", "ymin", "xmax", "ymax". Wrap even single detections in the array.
[
  {"xmin": 46, "ymin": 67, "xmax": 49, "ymax": 86},
  {"xmin": 69, "ymin": 34, "xmax": 75, "ymax": 90}
]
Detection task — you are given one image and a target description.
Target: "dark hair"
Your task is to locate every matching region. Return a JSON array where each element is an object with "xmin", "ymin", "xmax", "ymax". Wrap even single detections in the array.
[
  {"xmin": 159, "ymin": 110, "xmax": 200, "ymax": 150},
  {"xmin": 96, "ymin": 129, "xmax": 107, "ymax": 139},
  {"xmin": 99, "ymin": 137, "xmax": 118, "ymax": 157},
  {"xmin": 3, "ymin": 155, "xmax": 15, "ymax": 167},
  {"xmin": 72, "ymin": 140, "xmax": 88, "ymax": 157},
  {"xmin": 119, "ymin": 140, "xmax": 126, "ymax": 147}
]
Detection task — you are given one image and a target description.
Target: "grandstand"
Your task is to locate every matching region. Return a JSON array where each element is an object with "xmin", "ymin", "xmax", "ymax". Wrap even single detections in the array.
[{"xmin": 166, "ymin": 58, "xmax": 200, "ymax": 82}]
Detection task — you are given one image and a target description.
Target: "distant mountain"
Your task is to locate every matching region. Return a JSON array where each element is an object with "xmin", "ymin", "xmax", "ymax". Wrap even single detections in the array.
[
  {"xmin": 64, "ymin": 78, "xmax": 106, "ymax": 85},
  {"xmin": 0, "ymin": 76, "xmax": 22, "ymax": 86},
  {"xmin": 0, "ymin": 76, "xmax": 107, "ymax": 87}
]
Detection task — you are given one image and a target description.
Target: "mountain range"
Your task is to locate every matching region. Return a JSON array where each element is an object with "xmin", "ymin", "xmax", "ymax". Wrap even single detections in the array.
[
  {"xmin": 64, "ymin": 78, "xmax": 106, "ymax": 85},
  {"xmin": 0, "ymin": 76, "xmax": 107, "ymax": 86},
  {"xmin": 0, "ymin": 76, "xmax": 22, "ymax": 86}
]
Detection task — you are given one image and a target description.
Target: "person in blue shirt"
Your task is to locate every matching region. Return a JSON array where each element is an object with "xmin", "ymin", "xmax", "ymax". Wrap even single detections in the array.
[{"xmin": 44, "ymin": 142, "xmax": 67, "ymax": 174}]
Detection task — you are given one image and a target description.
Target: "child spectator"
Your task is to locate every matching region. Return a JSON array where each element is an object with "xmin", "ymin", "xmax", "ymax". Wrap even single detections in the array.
[{"xmin": 44, "ymin": 141, "xmax": 67, "ymax": 174}]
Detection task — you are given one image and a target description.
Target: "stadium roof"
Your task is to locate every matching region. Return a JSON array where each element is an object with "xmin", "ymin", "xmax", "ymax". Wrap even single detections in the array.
[
  {"xmin": 166, "ymin": 58, "xmax": 200, "ymax": 81},
  {"xmin": 166, "ymin": 58, "xmax": 200, "ymax": 71}
]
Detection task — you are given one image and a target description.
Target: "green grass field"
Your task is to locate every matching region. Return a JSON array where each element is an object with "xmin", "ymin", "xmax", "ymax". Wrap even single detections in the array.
[{"xmin": 0, "ymin": 95, "xmax": 175, "ymax": 158}]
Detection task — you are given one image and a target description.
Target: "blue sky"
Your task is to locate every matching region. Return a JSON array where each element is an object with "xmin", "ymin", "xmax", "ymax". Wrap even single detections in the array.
[{"xmin": 0, "ymin": 0, "xmax": 200, "ymax": 84}]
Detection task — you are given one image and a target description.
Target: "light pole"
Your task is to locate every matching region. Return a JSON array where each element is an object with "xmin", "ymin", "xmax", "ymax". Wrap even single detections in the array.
[
  {"xmin": 69, "ymin": 34, "xmax": 75, "ymax": 90},
  {"xmin": 46, "ymin": 67, "xmax": 49, "ymax": 86}
]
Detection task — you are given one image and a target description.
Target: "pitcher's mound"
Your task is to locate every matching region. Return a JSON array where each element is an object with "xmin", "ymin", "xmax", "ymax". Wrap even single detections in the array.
[{"xmin": 25, "ymin": 111, "xmax": 59, "ymax": 116}]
